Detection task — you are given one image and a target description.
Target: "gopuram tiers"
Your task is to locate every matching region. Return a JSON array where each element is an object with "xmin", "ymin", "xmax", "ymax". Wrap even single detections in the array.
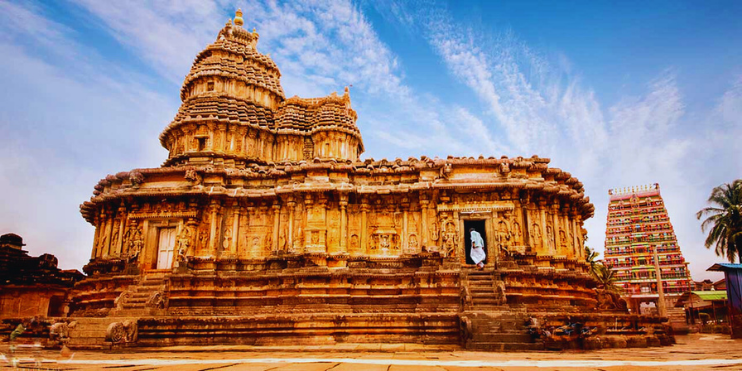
[
  {"xmin": 604, "ymin": 184, "xmax": 693, "ymax": 313},
  {"xmin": 67, "ymin": 10, "xmax": 672, "ymax": 350}
]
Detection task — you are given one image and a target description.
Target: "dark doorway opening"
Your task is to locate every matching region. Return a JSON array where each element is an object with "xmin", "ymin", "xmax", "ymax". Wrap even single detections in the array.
[
  {"xmin": 464, "ymin": 219, "xmax": 487, "ymax": 265},
  {"xmin": 47, "ymin": 295, "xmax": 65, "ymax": 317}
]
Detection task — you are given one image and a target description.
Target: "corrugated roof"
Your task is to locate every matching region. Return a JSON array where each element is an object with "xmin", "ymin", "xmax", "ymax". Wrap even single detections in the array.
[{"xmin": 708, "ymin": 263, "xmax": 742, "ymax": 271}]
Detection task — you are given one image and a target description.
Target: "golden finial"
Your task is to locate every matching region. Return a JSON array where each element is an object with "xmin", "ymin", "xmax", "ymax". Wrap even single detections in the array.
[{"xmin": 234, "ymin": 9, "xmax": 244, "ymax": 27}]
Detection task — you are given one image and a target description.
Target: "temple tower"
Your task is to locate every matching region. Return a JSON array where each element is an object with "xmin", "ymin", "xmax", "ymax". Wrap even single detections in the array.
[{"xmin": 604, "ymin": 184, "xmax": 693, "ymax": 313}]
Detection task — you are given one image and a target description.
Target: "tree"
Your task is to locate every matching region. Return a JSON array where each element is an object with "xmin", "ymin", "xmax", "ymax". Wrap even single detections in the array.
[
  {"xmin": 585, "ymin": 246, "xmax": 600, "ymax": 276},
  {"xmin": 593, "ymin": 262, "xmax": 624, "ymax": 294},
  {"xmin": 696, "ymin": 180, "xmax": 742, "ymax": 263}
]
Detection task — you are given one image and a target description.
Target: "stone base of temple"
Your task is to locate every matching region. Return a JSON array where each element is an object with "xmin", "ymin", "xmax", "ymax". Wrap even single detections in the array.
[{"xmin": 1, "ymin": 256, "xmax": 674, "ymax": 351}]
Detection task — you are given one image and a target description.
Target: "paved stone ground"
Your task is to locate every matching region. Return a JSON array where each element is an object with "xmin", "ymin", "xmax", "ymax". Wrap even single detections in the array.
[{"xmin": 2, "ymin": 334, "xmax": 742, "ymax": 370}]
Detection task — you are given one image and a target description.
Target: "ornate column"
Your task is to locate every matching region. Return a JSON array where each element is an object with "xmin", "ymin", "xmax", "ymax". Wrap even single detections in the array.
[
  {"xmin": 272, "ymin": 200, "xmax": 281, "ymax": 253},
  {"xmin": 520, "ymin": 192, "xmax": 532, "ymax": 251},
  {"xmin": 360, "ymin": 197, "xmax": 369, "ymax": 255},
  {"xmin": 401, "ymin": 197, "xmax": 409, "ymax": 253},
  {"xmin": 103, "ymin": 208, "xmax": 114, "ymax": 258},
  {"xmin": 420, "ymin": 195, "xmax": 429, "ymax": 247},
  {"xmin": 287, "ymin": 196, "xmax": 296, "ymax": 252},
  {"xmin": 572, "ymin": 215, "xmax": 585, "ymax": 258},
  {"xmin": 231, "ymin": 201, "xmax": 241, "ymax": 254},
  {"xmin": 114, "ymin": 203, "xmax": 126, "ymax": 257},
  {"xmin": 539, "ymin": 200, "xmax": 549, "ymax": 254},
  {"xmin": 91, "ymin": 213, "xmax": 102, "ymax": 259},
  {"xmin": 339, "ymin": 193, "xmax": 348, "ymax": 253},
  {"xmin": 208, "ymin": 200, "xmax": 220, "ymax": 256},
  {"xmin": 207, "ymin": 123, "xmax": 216, "ymax": 151},
  {"xmin": 551, "ymin": 202, "xmax": 560, "ymax": 255}
]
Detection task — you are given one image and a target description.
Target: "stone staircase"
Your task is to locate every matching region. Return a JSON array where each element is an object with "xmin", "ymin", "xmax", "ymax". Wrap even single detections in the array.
[
  {"xmin": 65, "ymin": 317, "xmax": 127, "ymax": 349},
  {"xmin": 465, "ymin": 269, "xmax": 506, "ymax": 309},
  {"xmin": 112, "ymin": 275, "xmax": 168, "ymax": 316},
  {"xmin": 461, "ymin": 268, "xmax": 543, "ymax": 351}
]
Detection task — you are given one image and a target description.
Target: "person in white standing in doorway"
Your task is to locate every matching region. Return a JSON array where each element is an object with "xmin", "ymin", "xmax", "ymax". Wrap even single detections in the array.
[{"xmin": 469, "ymin": 228, "xmax": 486, "ymax": 270}]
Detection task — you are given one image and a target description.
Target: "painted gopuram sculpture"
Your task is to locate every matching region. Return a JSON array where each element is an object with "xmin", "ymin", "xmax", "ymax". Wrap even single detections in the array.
[{"xmin": 67, "ymin": 10, "xmax": 673, "ymax": 350}]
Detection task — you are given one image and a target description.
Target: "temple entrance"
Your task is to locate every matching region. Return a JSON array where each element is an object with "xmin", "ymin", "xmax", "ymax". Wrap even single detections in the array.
[
  {"xmin": 156, "ymin": 227, "xmax": 177, "ymax": 269},
  {"xmin": 464, "ymin": 219, "xmax": 487, "ymax": 265}
]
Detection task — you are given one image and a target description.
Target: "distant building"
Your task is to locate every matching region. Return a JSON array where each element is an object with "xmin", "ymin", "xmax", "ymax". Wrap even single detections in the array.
[
  {"xmin": 693, "ymin": 279, "xmax": 726, "ymax": 291},
  {"xmin": 0, "ymin": 233, "xmax": 84, "ymax": 318},
  {"xmin": 603, "ymin": 184, "xmax": 693, "ymax": 313}
]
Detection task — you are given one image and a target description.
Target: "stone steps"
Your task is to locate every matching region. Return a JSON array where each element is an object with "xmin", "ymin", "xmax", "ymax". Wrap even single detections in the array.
[{"xmin": 66, "ymin": 317, "xmax": 137, "ymax": 350}]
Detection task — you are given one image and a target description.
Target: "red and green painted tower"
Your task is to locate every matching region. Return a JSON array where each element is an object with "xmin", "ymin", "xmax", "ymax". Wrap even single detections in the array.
[{"xmin": 604, "ymin": 184, "xmax": 693, "ymax": 313}]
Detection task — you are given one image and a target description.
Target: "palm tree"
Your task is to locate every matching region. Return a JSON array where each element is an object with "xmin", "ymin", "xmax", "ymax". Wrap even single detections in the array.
[
  {"xmin": 585, "ymin": 246, "xmax": 600, "ymax": 276},
  {"xmin": 696, "ymin": 180, "xmax": 742, "ymax": 263},
  {"xmin": 593, "ymin": 262, "xmax": 624, "ymax": 294}
]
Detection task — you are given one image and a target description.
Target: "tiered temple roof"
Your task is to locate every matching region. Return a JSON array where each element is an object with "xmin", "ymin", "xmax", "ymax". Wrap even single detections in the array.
[{"xmin": 604, "ymin": 184, "xmax": 692, "ymax": 309}]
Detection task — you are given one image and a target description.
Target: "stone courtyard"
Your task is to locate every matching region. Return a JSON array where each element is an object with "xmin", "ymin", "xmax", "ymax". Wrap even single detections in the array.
[{"xmin": 3, "ymin": 334, "xmax": 742, "ymax": 370}]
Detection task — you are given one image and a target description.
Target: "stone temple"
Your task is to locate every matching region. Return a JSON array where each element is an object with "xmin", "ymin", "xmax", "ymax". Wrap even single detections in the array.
[{"xmin": 60, "ymin": 10, "xmax": 670, "ymax": 350}]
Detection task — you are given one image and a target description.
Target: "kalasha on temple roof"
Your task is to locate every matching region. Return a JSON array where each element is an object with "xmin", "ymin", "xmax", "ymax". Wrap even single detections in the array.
[{"xmin": 6, "ymin": 9, "xmax": 674, "ymax": 351}]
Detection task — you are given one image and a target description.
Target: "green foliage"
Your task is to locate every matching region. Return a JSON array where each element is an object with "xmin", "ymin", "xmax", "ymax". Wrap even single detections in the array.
[
  {"xmin": 593, "ymin": 262, "xmax": 624, "ymax": 294},
  {"xmin": 696, "ymin": 180, "xmax": 742, "ymax": 263},
  {"xmin": 585, "ymin": 245, "xmax": 599, "ymax": 276}
]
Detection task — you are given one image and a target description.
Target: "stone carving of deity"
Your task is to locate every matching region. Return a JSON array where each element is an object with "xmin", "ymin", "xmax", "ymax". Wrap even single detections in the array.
[
  {"xmin": 279, "ymin": 230, "xmax": 287, "ymax": 251},
  {"xmin": 497, "ymin": 220, "xmax": 511, "ymax": 255},
  {"xmin": 125, "ymin": 226, "xmax": 143, "ymax": 263},
  {"xmin": 546, "ymin": 225, "xmax": 554, "ymax": 252},
  {"xmin": 442, "ymin": 220, "xmax": 458, "ymax": 258},
  {"xmin": 197, "ymin": 225, "xmax": 209, "ymax": 254},
  {"xmin": 531, "ymin": 223, "xmax": 542, "ymax": 250},
  {"xmin": 409, "ymin": 234, "xmax": 418, "ymax": 249},
  {"xmin": 380, "ymin": 235, "xmax": 391, "ymax": 250},
  {"xmin": 559, "ymin": 229, "xmax": 567, "ymax": 251},
  {"xmin": 311, "ymin": 231, "xmax": 319, "ymax": 245}
]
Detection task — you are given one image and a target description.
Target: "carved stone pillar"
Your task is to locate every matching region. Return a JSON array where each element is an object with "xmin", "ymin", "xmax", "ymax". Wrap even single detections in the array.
[
  {"xmin": 572, "ymin": 213, "xmax": 582, "ymax": 258},
  {"xmin": 339, "ymin": 193, "xmax": 348, "ymax": 253},
  {"xmin": 287, "ymin": 197, "xmax": 296, "ymax": 252},
  {"xmin": 92, "ymin": 213, "xmax": 102, "ymax": 259},
  {"xmin": 114, "ymin": 203, "xmax": 126, "ymax": 257},
  {"xmin": 402, "ymin": 198, "xmax": 409, "ymax": 253},
  {"xmin": 103, "ymin": 208, "xmax": 114, "ymax": 258},
  {"xmin": 519, "ymin": 192, "xmax": 531, "ymax": 252},
  {"xmin": 272, "ymin": 200, "xmax": 281, "ymax": 253},
  {"xmin": 539, "ymin": 200, "xmax": 549, "ymax": 255},
  {"xmin": 360, "ymin": 197, "xmax": 369, "ymax": 255},
  {"xmin": 231, "ymin": 201, "xmax": 241, "ymax": 254},
  {"xmin": 208, "ymin": 200, "xmax": 220, "ymax": 256},
  {"xmin": 551, "ymin": 203, "xmax": 560, "ymax": 255},
  {"xmin": 420, "ymin": 196, "xmax": 429, "ymax": 247}
]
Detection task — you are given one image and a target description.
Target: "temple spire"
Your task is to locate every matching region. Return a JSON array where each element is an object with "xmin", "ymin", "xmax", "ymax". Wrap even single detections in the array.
[{"xmin": 234, "ymin": 9, "xmax": 244, "ymax": 27}]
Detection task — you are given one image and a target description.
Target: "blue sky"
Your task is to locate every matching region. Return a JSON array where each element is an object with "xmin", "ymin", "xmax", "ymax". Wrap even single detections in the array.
[{"xmin": 1, "ymin": 0, "xmax": 740, "ymax": 280}]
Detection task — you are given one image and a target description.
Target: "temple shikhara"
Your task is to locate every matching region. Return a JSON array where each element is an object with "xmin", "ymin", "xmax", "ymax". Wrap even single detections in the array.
[
  {"xmin": 604, "ymin": 184, "xmax": 693, "ymax": 313},
  {"xmin": 1, "ymin": 10, "xmax": 674, "ymax": 351}
]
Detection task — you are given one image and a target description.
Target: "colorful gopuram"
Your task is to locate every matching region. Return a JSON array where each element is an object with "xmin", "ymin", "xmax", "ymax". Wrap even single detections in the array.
[
  {"xmin": 57, "ymin": 10, "xmax": 672, "ymax": 350},
  {"xmin": 604, "ymin": 184, "xmax": 693, "ymax": 313}
]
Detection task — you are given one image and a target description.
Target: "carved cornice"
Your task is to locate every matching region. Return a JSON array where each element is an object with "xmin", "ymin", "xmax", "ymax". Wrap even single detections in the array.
[{"xmin": 436, "ymin": 201, "xmax": 515, "ymax": 213}]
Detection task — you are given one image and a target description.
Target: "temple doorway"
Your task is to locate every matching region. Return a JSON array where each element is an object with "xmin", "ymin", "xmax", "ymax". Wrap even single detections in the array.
[
  {"xmin": 156, "ymin": 227, "xmax": 177, "ymax": 269},
  {"xmin": 463, "ymin": 219, "xmax": 487, "ymax": 265}
]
